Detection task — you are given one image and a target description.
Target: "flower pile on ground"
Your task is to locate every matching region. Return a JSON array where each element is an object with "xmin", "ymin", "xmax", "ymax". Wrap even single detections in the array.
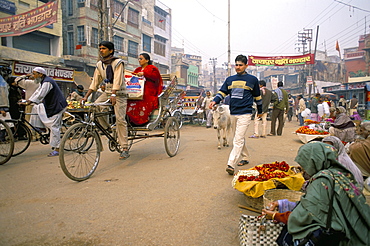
[
  {"xmin": 304, "ymin": 119, "xmax": 320, "ymax": 125},
  {"xmin": 296, "ymin": 125, "xmax": 329, "ymax": 135}
]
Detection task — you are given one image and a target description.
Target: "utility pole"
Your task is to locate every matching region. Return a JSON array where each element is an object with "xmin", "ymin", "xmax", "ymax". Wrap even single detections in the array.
[
  {"xmin": 209, "ymin": 58, "xmax": 217, "ymax": 94},
  {"xmin": 227, "ymin": 0, "xmax": 231, "ymax": 76},
  {"xmin": 98, "ymin": 0, "xmax": 109, "ymax": 41},
  {"xmin": 296, "ymin": 28, "xmax": 313, "ymax": 97}
]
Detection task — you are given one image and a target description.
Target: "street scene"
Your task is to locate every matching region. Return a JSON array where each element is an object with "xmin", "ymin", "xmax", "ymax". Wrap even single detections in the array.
[
  {"xmin": 1, "ymin": 0, "xmax": 370, "ymax": 245},
  {"xmin": 0, "ymin": 120, "xmax": 322, "ymax": 246}
]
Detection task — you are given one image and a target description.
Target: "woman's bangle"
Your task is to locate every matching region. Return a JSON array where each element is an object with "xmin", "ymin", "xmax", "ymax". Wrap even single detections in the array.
[{"xmin": 272, "ymin": 213, "xmax": 276, "ymax": 220}]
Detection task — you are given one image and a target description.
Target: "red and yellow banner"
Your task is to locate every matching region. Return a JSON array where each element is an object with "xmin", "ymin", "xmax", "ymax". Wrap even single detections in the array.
[
  {"xmin": 0, "ymin": 0, "xmax": 58, "ymax": 37},
  {"xmin": 248, "ymin": 54, "xmax": 314, "ymax": 66}
]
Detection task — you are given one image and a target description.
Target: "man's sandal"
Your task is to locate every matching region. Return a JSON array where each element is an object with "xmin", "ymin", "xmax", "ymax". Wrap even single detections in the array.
[
  {"xmin": 249, "ymin": 135, "xmax": 259, "ymax": 139},
  {"xmin": 226, "ymin": 165, "xmax": 234, "ymax": 175},
  {"xmin": 238, "ymin": 160, "xmax": 249, "ymax": 166}
]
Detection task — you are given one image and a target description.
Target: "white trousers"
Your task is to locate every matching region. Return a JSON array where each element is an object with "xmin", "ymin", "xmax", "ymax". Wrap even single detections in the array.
[
  {"xmin": 253, "ymin": 112, "xmax": 268, "ymax": 136},
  {"xmin": 227, "ymin": 114, "xmax": 252, "ymax": 168},
  {"xmin": 30, "ymin": 103, "xmax": 66, "ymax": 148}
]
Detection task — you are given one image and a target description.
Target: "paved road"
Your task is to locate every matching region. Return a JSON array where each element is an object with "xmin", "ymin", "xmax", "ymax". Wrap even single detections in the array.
[{"xmin": 0, "ymin": 120, "xmax": 306, "ymax": 246}]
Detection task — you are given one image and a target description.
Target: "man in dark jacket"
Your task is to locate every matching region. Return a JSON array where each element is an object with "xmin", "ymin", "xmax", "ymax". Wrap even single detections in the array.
[
  {"xmin": 21, "ymin": 67, "xmax": 68, "ymax": 157},
  {"xmin": 268, "ymin": 81, "xmax": 288, "ymax": 136}
]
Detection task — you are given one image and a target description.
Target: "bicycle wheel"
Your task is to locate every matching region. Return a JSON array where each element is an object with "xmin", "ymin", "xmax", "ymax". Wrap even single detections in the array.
[
  {"xmin": 172, "ymin": 111, "xmax": 183, "ymax": 129},
  {"xmin": 59, "ymin": 123, "xmax": 101, "ymax": 181},
  {"xmin": 164, "ymin": 117, "xmax": 180, "ymax": 157},
  {"xmin": 0, "ymin": 120, "xmax": 14, "ymax": 165},
  {"xmin": 12, "ymin": 122, "xmax": 32, "ymax": 156}
]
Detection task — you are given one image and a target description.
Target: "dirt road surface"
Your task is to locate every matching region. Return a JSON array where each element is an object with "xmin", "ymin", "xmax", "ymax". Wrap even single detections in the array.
[{"xmin": 0, "ymin": 120, "xmax": 316, "ymax": 245}]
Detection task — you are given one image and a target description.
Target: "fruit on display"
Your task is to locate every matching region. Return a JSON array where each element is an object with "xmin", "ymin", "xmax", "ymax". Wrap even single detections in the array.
[
  {"xmin": 295, "ymin": 126, "xmax": 329, "ymax": 135},
  {"xmin": 67, "ymin": 100, "xmax": 91, "ymax": 109}
]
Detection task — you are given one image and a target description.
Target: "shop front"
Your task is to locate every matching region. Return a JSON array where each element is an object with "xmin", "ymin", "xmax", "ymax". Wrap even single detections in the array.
[{"xmin": 12, "ymin": 61, "xmax": 75, "ymax": 98}]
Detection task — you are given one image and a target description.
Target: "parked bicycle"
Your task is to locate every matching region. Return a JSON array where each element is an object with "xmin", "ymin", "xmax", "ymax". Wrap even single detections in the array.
[{"xmin": 0, "ymin": 119, "xmax": 14, "ymax": 165}]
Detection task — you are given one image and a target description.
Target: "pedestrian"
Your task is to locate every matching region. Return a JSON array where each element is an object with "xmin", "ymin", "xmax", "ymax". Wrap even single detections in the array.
[
  {"xmin": 202, "ymin": 91, "xmax": 214, "ymax": 128},
  {"xmin": 249, "ymin": 80, "xmax": 275, "ymax": 138},
  {"xmin": 297, "ymin": 95, "xmax": 306, "ymax": 126},
  {"xmin": 209, "ymin": 54, "xmax": 262, "ymax": 175},
  {"xmin": 349, "ymin": 95, "xmax": 358, "ymax": 116},
  {"xmin": 20, "ymin": 67, "xmax": 68, "ymax": 157},
  {"xmin": 309, "ymin": 93, "xmax": 320, "ymax": 122},
  {"xmin": 6, "ymin": 77, "xmax": 23, "ymax": 120},
  {"xmin": 82, "ymin": 41, "xmax": 129, "ymax": 160},
  {"xmin": 338, "ymin": 95, "xmax": 347, "ymax": 109},
  {"xmin": 126, "ymin": 53, "xmax": 163, "ymax": 126},
  {"xmin": 69, "ymin": 85, "xmax": 85, "ymax": 101},
  {"xmin": 287, "ymin": 94, "xmax": 294, "ymax": 122},
  {"xmin": 268, "ymin": 81, "xmax": 288, "ymax": 136}
]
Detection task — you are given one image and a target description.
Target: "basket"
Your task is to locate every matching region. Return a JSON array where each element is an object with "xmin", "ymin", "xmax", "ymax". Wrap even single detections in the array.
[
  {"xmin": 263, "ymin": 189, "xmax": 303, "ymax": 210},
  {"xmin": 244, "ymin": 195, "xmax": 264, "ymax": 211}
]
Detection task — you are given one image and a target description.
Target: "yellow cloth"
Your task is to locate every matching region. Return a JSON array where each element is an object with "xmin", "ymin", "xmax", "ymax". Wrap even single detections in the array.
[{"xmin": 233, "ymin": 166, "xmax": 305, "ymax": 198}]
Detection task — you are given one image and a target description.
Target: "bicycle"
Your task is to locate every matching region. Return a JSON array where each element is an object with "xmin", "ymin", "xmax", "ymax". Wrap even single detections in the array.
[
  {"xmin": 59, "ymin": 76, "xmax": 180, "ymax": 182},
  {"xmin": 0, "ymin": 119, "xmax": 14, "ymax": 165}
]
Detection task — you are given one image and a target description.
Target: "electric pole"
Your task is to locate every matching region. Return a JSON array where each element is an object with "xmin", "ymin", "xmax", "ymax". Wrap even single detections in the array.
[
  {"xmin": 209, "ymin": 58, "xmax": 217, "ymax": 94},
  {"xmin": 227, "ymin": 0, "xmax": 231, "ymax": 76}
]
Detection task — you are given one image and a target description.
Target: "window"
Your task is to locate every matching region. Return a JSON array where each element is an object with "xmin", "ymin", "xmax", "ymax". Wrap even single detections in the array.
[
  {"xmin": 128, "ymin": 7, "xmax": 139, "ymax": 28},
  {"xmin": 154, "ymin": 6, "xmax": 167, "ymax": 31},
  {"xmin": 128, "ymin": 40, "xmax": 138, "ymax": 58},
  {"xmin": 154, "ymin": 35, "xmax": 166, "ymax": 57},
  {"xmin": 112, "ymin": 0, "xmax": 125, "ymax": 22},
  {"xmin": 67, "ymin": 0, "xmax": 73, "ymax": 16},
  {"xmin": 113, "ymin": 36, "xmax": 124, "ymax": 51},
  {"xmin": 77, "ymin": 0, "xmax": 85, "ymax": 7},
  {"xmin": 91, "ymin": 28, "xmax": 98, "ymax": 48},
  {"xmin": 142, "ymin": 34, "xmax": 151, "ymax": 53},
  {"xmin": 77, "ymin": 26, "xmax": 85, "ymax": 43},
  {"xmin": 67, "ymin": 32, "xmax": 74, "ymax": 55}
]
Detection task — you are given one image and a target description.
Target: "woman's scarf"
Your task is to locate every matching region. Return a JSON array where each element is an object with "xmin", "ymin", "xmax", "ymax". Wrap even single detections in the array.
[
  {"xmin": 288, "ymin": 142, "xmax": 370, "ymax": 245},
  {"xmin": 322, "ymin": 136, "xmax": 364, "ymax": 188},
  {"xmin": 332, "ymin": 106, "xmax": 354, "ymax": 129}
]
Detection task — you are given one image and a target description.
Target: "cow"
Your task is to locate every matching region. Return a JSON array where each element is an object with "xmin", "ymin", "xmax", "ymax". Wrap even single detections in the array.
[{"xmin": 212, "ymin": 104, "xmax": 232, "ymax": 149}]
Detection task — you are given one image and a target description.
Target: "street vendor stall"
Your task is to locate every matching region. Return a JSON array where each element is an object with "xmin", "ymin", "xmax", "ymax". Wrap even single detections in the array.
[
  {"xmin": 232, "ymin": 161, "xmax": 305, "ymax": 210},
  {"xmin": 295, "ymin": 119, "xmax": 330, "ymax": 143}
]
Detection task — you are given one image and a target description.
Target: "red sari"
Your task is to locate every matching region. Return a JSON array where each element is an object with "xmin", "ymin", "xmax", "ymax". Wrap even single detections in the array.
[{"xmin": 126, "ymin": 65, "xmax": 163, "ymax": 125}]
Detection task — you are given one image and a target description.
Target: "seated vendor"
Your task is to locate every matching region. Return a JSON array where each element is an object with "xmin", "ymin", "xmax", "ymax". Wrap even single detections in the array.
[
  {"xmin": 328, "ymin": 106, "xmax": 355, "ymax": 143},
  {"xmin": 126, "ymin": 53, "xmax": 163, "ymax": 125}
]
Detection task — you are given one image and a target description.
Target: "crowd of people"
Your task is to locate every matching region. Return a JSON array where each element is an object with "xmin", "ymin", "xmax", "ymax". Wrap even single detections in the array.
[{"xmin": 2, "ymin": 49, "xmax": 370, "ymax": 245}]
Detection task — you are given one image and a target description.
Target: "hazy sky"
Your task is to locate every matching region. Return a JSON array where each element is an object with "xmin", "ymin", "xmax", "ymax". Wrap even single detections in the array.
[{"xmin": 158, "ymin": 0, "xmax": 370, "ymax": 67}]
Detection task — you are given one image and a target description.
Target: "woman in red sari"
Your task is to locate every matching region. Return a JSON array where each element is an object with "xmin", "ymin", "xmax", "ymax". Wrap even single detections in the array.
[{"xmin": 126, "ymin": 53, "xmax": 163, "ymax": 125}]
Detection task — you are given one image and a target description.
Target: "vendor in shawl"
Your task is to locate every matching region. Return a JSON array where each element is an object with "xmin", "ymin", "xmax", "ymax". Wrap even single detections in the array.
[
  {"xmin": 328, "ymin": 106, "xmax": 356, "ymax": 142},
  {"xmin": 262, "ymin": 142, "xmax": 370, "ymax": 246},
  {"xmin": 126, "ymin": 53, "xmax": 163, "ymax": 125},
  {"xmin": 69, "ymin": 85, "xmax": 85, "ymax": 101},
  {"xmin": 349, "ymin": 121, "xmax": 370, "ymax": 177},
  {"xmin": 322, "ymin": 136, "xmax": 363, "ymax": 189}
]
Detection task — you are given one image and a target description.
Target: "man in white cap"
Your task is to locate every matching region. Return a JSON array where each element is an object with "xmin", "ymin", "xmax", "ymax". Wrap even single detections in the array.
[{"xmin": 20, "ymin": 67, "xmax": 68, "ymax": 157}]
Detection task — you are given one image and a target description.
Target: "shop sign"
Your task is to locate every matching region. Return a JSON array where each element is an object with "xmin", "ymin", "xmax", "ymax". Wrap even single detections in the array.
[
  {"xmin": 13, "ymin": 61, "xmax": 74, "ymax": 82},
  {"xmin": 0, "ymin": 0, "xmax": 16, "ymax": 15},
  {"xmin": 248, "ymin": 54, "xmax": 314, "ymax": 66},
  {"xmin": 306, "ymin": 76, "xmax": 313, "ymax": 85},
  {"xmin": 0, "ymin": 0, "xmax": 57, "ymax": 37},
  {"xmin": 348, "ymin": 83, "xmax": 365, "ymax": 90}
]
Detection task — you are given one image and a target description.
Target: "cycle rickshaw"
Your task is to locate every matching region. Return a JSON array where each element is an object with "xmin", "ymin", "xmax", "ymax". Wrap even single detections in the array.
[{"xmin": 59, "ymin": 76, "xmax": 180, "ymax": 181}]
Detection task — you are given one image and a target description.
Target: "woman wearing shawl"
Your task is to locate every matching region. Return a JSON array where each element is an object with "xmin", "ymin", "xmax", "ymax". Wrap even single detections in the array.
[
  {"xmin": 322, "ymin": 136, "xmax": 363, "ymax": 189},
  {"xmin": 126, "ymin": 53, "xmax": 163, "ymax": 125},
  {"xmin": 349, "ymin": 121, "xmax": 370, "ymax": 177},
  {"xmin": 262, "ymin": 142, "xmax": 370, "ymax": 246},
  {"xmin": 329, "ymin": 106, "xmax": 356, "ymax": 142}
]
